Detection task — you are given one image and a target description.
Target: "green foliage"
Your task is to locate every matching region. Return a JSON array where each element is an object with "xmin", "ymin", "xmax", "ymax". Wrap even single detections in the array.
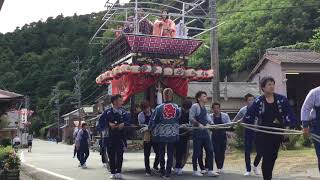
[
  {"xmin": 0, "ymin": 146, "xmax": 15, "ymax": 169},
  {"xmin": 3, "ymin": 151, "xmax": 20, "ymax": 170},
  {"xmin": 217, "ymin": 0, "xmax": 320, "ymax": 71},
  {"xmin": 233, "ymin": 125, "xmax": 245, "ymax": 149},
  {"xmin": 0, "ymin": 13, "xmax": 106, "ymax": 128},
  {"xmin": 300, "ymin": 136, "xmax": 313, "ymax": 148},
  {"xmin": 2, "ymin": 0, "xmax": 320, "ymax": 129}
]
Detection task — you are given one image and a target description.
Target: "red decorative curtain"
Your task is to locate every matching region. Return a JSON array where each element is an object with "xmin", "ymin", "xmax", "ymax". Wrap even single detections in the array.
[
  {"xmin": 112, "ymin": 74, "xmax": 188, "ymax": 102},
  {"xmin": 112, "ymin": 74, "xmax": 156, "ymax": 102},
  {"xmin": 161, "ymin": 77, "xmax": 188, "ymax": 97}
]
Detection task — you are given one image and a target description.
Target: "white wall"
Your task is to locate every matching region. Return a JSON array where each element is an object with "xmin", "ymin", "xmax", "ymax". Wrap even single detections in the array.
[{"xmin": 251, "ymin": 61, "xmax": 287, "ymax": 96}]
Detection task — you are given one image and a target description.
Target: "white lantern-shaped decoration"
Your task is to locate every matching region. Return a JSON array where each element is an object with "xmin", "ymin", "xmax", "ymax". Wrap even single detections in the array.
[
  {"xmin": 112, "ymin": 66, "xmax": 122, "ymax": 78},
  {"xmin": 139, "ymin": 64, "xmax": 152, "ymax": 74},
  {"xmin": 174, "ymin": 67, "xmax": 185, "ymax": 77},
  {"xmin": 185, "ymin": 68, "xmax": 196, "ymax": 78},
  {"xmin": 203, "ymin": 69, "xmax": 214, "ymax": 79},
  {"xmin": 104, "ymin": 70, "xmax": 113, "ymax": 80},
  {"xmin": 96, "ymin": 75, "xmax": 103, "ymax": 84},
  {"xmin": 206, "ymin": 69, "xmax": 214, "ymax": 79},
  {"xmin": 196, "ymin": 69, "xmax": 204, "ymax": 80},
  {"xmin": 120, "ymin": 64, "xmax": 131, "ymax": 74},
  {"xmin": 163, "ymin": 67, "xmax": 173, "ymax": 76},
  {"xmin": 152, "ymin": 65, "xmax": 162, "ymax": 75},
  {"xmin": 131, "ymin": 64, "xmax": 140, "ymax": 74}
]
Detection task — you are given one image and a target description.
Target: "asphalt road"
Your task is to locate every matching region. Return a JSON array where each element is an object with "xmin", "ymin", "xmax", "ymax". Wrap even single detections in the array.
[{"xmin": 20, "ymin": 139, "xmax": 318, "ymax": 180}]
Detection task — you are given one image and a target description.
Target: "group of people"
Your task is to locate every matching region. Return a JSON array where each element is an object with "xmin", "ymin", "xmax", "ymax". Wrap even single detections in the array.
[
  {"xmin": 12, "ymin": 133, "xmax": 33, "ymax": 153},
  {"xmin": 115, "ymin": 10, "xmax": 177, "ymax": 38},
  {"xmin": 73, "ymin": 76, "xmax": 320, "ymax": 180}
]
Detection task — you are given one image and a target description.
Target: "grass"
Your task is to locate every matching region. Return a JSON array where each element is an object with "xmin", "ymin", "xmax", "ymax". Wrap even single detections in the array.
[{"xmin": 222, "ymin": 147, "xmax": 318, "ymax": 176}]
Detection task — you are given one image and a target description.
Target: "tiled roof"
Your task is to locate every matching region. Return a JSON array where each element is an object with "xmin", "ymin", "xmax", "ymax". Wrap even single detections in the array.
[
  {"xmin": 0, "ymin": 89, "xmax": 23, "ymax": 100},
  {"xmin": 266, "ymin": 48, "xmax": 320, "ymax": 64}
]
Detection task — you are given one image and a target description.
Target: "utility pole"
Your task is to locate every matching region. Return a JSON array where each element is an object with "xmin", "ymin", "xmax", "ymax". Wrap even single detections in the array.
[
  {"xmin": 53, "ymin": 87, "xmax": 60, "ymax": 144},
  {"xmin": 72, "ymin": 57, "xmax": 82, "ymax": 127},
  {"xmin": 210, "ymin": 0, "xmax": 220, "ymax": 102}
]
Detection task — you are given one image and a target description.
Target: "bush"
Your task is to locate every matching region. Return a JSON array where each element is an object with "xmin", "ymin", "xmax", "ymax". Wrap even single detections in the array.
[
  {"xmin": 282, "ymin": 135, "xmax": 301, "ymax": 150},
  {"xmin": 0, "ymin": 146, "xmax": 14, "ymax": 169},
  {"xmin": 233, "ymin": 125, "xmax": 245, "ymax": 149},
  {"xmin": 300, "ymin": 136, "xmax": 313, "ymax": 148},
  {"xmin": 3, "ymin": 152, "xmax": 20, "ymax": 170}
]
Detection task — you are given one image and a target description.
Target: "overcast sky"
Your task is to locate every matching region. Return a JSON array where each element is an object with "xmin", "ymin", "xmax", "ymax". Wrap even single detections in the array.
[{"xmin": 0, "ymin": 0, "xmax": 120, "ymax": 33}]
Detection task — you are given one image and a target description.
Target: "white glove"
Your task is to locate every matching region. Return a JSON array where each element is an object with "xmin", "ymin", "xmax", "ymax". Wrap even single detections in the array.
[{"xmin": 139, "ymin": 127, "xmax": 148, "ymax": 133}]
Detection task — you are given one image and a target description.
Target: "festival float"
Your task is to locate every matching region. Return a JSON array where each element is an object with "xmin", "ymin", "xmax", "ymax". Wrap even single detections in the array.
[{"xmin": 91, "ymin": 0, "xmax": 218, "ymax": 166}]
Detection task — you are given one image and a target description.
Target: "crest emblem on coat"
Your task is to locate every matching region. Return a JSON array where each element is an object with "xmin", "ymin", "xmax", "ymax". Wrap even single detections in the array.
[{"xmin": 163, "ymin": 104, "xmax": 177, "ymax": 119}]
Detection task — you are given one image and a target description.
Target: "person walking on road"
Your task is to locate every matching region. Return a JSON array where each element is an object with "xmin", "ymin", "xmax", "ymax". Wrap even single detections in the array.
[
  {"xmin": 209, "ymin": 102, "xmax": 231, "ymax": 174},
  {"xmin": 138, "ymin": 100, "xmax": 160, "ymax": 176},
  {"xmin": 189, "ymin": 91, "xmax": 219, "ymax": 177},
  {"xmin": 106, "ymin": 94, "xmax": 130, "ymax": 179},
  {"xmin": 244, "ymin": 76, "xmax": 296, "ymax": 180},
  {"xmin": 234, "ymin": 93, "xmax": 262, "ymax": 176},
  {"xmin": 75, "ymin": 122, "xmax": 91, "ymax": 169},
  {"xmin": 174, "ymin": 99, "xmax": 192, "ymax": 175},
  {"xmin": 301, "ymin": 86, "xmax": 320, "ymax": 172},
  {"xmin": 149, "ymin": 88, "xmax": 180, "ymax": 179},
  {"xmin": 27, "ymin": 133, "xmax": 33, "ymax": 152}
]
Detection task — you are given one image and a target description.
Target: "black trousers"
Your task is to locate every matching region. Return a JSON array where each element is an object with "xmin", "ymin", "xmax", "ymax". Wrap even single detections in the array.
[
  {"xmin": 212, "ymin": 133, "xmax": 227, "ymax": 170},
  {"xmin": 158, "ymin": 142, "xmax": 174, "ymax": 176},
  {"xmin": 101, "ymin": 145, "xmax": 107, "ymax": 164},
  {"xmin": 256, "ymin": 133, "xmax": 282, "ymax": 180},
  {"xmin": 107, "ymin": 138, "xmax": 124, "ymax": 174},
  {"xmin": 143, "ymin": 141, "xmax": 160, "ymax": 173},
  {"xmin": 192, "ymin": 136, "xmax": 213, "ymax": 171},
  {"xmin": 74, "ymin": 145, "xmax": 77, "ymax": 157},
  {"xmin": 245, "ymin": 131, "xmax": 262, "ymax": 172},
  {"xmin": 198, "ymin": 146, "xmax": 208, "ymax": 170},
  {"xmin": 174, "ymin": 136, "xmax": 188, "ymax": 169},
  {"xmin": 79, "ymin": 145, "xmax": 89, "ymax": 166}
]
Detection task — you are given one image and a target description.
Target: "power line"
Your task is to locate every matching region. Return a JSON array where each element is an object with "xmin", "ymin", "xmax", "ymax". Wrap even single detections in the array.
[{"xmin": 216, "ymin": 4, "xmax": 320, "ymax": 14}]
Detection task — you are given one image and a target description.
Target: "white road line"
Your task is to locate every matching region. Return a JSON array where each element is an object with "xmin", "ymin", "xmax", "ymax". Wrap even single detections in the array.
[{"xmin": 20, "ymin": 151, "xmax": 76, "ymax": 180}]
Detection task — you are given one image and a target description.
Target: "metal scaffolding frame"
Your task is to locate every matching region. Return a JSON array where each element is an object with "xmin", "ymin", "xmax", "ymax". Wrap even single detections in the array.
[{"xmin": 89, "ymin": 0, "xmax": 223, "ymax": 45}]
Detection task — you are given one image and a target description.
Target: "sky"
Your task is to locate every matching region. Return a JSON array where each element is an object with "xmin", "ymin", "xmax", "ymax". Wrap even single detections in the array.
[{"xmin": 0, "ymin": 0, "xmax": 125, "ymax": 33}]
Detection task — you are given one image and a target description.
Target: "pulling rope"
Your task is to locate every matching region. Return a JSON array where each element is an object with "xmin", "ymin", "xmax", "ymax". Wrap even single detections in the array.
[
  {"xmin": 240, "ymin": 124, "xmax": 302, "ymax": 135},
  {"xmin": 240, "ymin": 123, "xmax": 302, "ymax": 134},
  {"xmin": 131, "ymin": 122, "xmax": 320, "ymax": 143},
  {"xmin": 311, "ymin": 133, "xmax": 320, "ymax": 143}
]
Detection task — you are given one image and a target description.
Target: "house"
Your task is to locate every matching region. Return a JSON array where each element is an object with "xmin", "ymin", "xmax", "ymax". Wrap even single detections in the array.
[
  {"xmin": 188, "ymin": 81, "xmax": 260, "ymax": 116},
  {"xmin": 0, "ymin": 89, "xmax": 23, "ymax": 142},
  {"xmin": 60, "ymin": 106, "xmax": 96, "ymax": 144},
  {"xmin": 247, "ymin": 48, "xmax": 320, "ymax": 119}
]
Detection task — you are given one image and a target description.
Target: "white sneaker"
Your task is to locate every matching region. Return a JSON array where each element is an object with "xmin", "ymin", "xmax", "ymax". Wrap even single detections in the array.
[
  {"xmin": 174, "ymin": 168, "xmax": 179, "ymax": 174},
  {"xmin": 200, "ymin": 169, "xmax": 207, "ymax": 174},
  {"xmin": 217, "ymin": 169, "xmax": 224, "ymax": 174},
  {"xmin": 192, "ymin": 171, "xmax": 203, "ymax": 177},
  {"xmin": 208, "ymin": 171, "xmax": 219, "ymax": 177},
  {"xmin": 103, "ymin": 163, "xmax": 107, "ymax": 168},
  {"xmin": 145, "ymin": 173, "xmax": 151, "ymax": 176},
  {"xmin": 110, "ymin": 174, "xmax": 117, "ymax": 179},
  {"xmin": 253, "ymin": 166, "xmax": 260, "ymax": 175},
  {"xmin": 116, "ymin": 173, "xmax": 123, "ymax": 179},
  {"xmin": 81, "ymin": 164, "xmax": 87, "ymax": 169},
  {"xmin": 177, "ymin": 168, "xmax": 183, "ymax": 176},
  {"xmin": 78, "ymin": 164, "xmax": 81, "ymax": 167},
  {"xmin": 244, "ymin": 171, "xmax": 251, "ymax": 176}
]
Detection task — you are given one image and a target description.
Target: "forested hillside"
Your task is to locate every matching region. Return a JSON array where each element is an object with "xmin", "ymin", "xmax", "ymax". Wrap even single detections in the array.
[{"xmin": 1, "ymin": 0, "xmax": 320, "ymax": 131}]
